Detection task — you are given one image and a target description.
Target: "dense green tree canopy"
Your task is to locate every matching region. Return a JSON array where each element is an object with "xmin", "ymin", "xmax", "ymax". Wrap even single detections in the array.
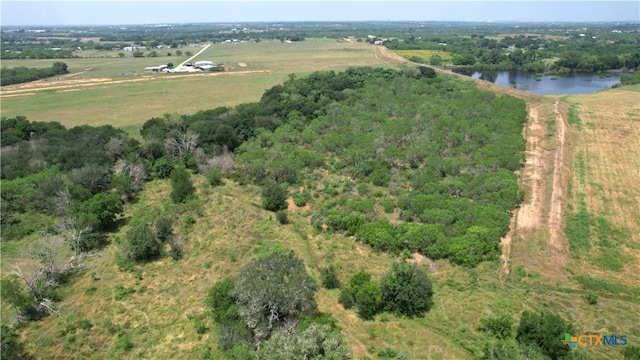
[
  {"xmin": 380, "ymin": 262, "xmax": 434, "ymax": 317},
  {"xmin": 231, "ymin": 252, "xmax": 318, "ymax": 345},
  {"xmin": 229, "ymin": 66, "xmax": 526, "ymax": 266},
  {"xmin": 516, "ymin": 311, "xmax": 573, "ymax": 360}
]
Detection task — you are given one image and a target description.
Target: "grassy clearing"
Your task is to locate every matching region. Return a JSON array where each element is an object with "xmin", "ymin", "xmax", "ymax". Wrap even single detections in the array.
[
  {"xmin": 1, "ymin": 39, "xmax": 388, "ymax": 129},
  {"xmin": 1, "ymin": 72, "xmax": 281, "ymax": 128},
  {"xmin": 392, "ymin": 49, "xmax": 454, "ymax": 64},
  {"xmin": 563, "ymin": 87, "xmax": 640, "ymax": 290}
]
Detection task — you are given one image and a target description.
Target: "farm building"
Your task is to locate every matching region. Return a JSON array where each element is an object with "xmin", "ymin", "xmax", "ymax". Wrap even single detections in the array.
[
  {"xmin": 194, "ymin": 61, "xmax": 213, "ymax": 67},
  {"xmin": 144, "ymin": 64, "xmax": 168, "ymax": 73},
  {"xmin": 198, "ymin": 64, "xmax": 221, "ymax": 72}
]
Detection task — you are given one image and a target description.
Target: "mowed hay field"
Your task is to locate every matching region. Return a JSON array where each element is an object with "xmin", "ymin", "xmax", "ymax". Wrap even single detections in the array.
[
  {"xmin": 563, "ymin": 87, "xmax": 640, "ymax": 286},
  {"xmin": 0, "ymin": 39, "xmax": 387, "ymax": 131}
]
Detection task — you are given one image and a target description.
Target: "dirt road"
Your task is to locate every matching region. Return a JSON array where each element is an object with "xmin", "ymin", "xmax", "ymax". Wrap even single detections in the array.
[
  {"xmin": 499, "ymin": 99, "xmax": 569, "ymax": 277},
  {"xmin": 0, "ymin": 69, "xmax": 271, "ymax": 98},
  {"xmin": 374, "ymin": 45, "xmax": 410, "ymax": 66},
  {"xmin": 500, "ymin": 106, "xmax": 546, "ymax": 274},
  {"xmin": 549, "ymin": 101, "xmax": 567, "ymax": 251}
]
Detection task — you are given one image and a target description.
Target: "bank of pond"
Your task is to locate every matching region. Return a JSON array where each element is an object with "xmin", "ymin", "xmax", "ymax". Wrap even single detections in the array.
[{"xmin": 452, "ymin": 68, "xmax": 626, "ymax": 95}]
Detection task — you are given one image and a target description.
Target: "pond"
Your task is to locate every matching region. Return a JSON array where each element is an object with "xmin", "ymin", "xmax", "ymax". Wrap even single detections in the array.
[{"xmin": 453, "ymin": 69, "xmax": 624, "ymax": 95}]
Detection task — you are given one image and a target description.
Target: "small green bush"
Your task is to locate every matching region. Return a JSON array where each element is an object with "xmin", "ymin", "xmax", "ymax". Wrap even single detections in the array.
[
  {"xmin": 338, "ymin": 288, "xmax": 355, "ymax": 309},
  {"xmin": 479, "ymin": 313, "xmax": 513, "ymax": 339},
  {"xmin": 276, "ymin": 210, "xmax": 289, "ymax": 225},
  {"xmin": 114, "ymin": 285, "xmax": 136, "ymax": 301},
  {"xmin": 320, "ymin": 264, "xmax": 341, "ymax": 289},
  {"xmin": 170, "ymin": 166, "xmax": 195, "ymax": 203},
  {"xmin": 355, "ymin": 281, "xmax": 382, "ymax": 320},
  {"xmin": 381, "ymin": 199, "xmax": 396, "ymax": 213},
  {"xmin": 84, "ymin": 285, "xmax": 98, "ymax": 295},
  {"xmin": 153, "ymin": 156, "xmax": 174, "ymax": 179},
  {"xmin": 261, "ymin": 183, "xmax": 288, "ymax": 212},
  {"xmin": 77, "ymin": 319, "xmax": 93, "ymax": 331},
  {"xmin": 169, "ymin": 240, "xmax": 184, "ymax": 260},
  {"xmin": 292, "ymin": 190, "xmax": 311, "ymax": 207},
  {"xmin": 193, "ymin": 315, "xmax": 208, "ymax": 334},
  {"xmin": 583, "ymin": 291, "xmax": 599, "ymax": 305},
  {"xmin": 114, "ymin": 332, "xmax": 134, "ymax": 352},
  {"xmin": 122, "ymin": 224, "xmax": 160, "ymax": 262},
  {"xmin": 206, "ymin": 165, "xmax": 224, "ymax": 187},
  {"xmin": 377, "ymin": 347, "xmax": 397, "ymax": 358},
  {"xmin": 516, "ymin": 311, "xmax": 573, "ymax": 360},
  {"xmin": 622, "ymin": 345, "xmax": 640, "ymax": 360}
]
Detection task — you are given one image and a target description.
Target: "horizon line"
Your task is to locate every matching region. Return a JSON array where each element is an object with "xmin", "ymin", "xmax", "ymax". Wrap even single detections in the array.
[{"xmin": 4, "ymin": 19, "xmax": 640, "ymax": 27}]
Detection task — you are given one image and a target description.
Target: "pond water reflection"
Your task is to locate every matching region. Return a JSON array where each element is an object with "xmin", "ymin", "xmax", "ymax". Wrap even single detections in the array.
[{"xmin": 453, "ymin": 69, "xmax": 623, "ymax": 95}]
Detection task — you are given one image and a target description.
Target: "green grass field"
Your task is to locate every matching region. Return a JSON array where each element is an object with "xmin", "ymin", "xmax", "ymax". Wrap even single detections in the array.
[
  {"xmin": 1, "ymin": 39, "xmax": 387, "ymax": 130},
  {"xmin": 392, "ymin": 49, "xmax": 454, "ymax": 65}
]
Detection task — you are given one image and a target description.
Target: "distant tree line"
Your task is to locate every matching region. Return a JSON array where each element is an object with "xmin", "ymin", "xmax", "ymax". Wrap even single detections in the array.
[
  {"xmin": 1, "ymin": 62, "xmax": 69, "ymax": 86},
  {"xmin": 387, "ymin": 32, "xmax": 640, "ymax": 73}
]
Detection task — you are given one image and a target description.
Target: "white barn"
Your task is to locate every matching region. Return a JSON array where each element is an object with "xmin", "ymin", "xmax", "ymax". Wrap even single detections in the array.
[
  {"xmin": 194, "ymin": 61, "xmax": 213, "ymax": 67},
  {"xmin": 144, "ymin": 64, "xmax": 168, "ymax": 73}
]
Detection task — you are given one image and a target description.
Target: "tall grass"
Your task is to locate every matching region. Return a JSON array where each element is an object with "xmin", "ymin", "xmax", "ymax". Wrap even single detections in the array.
[
  {"xmin": 564, "ymin": 193, "xmax": 591, "ymax": 255},
  {"xmin": 567, "ymin": 104, "xmax": 582, "ymax": 130},
  {"xmin": 575, "ymin": 275, "xmax": 640, "ymax": 297}
]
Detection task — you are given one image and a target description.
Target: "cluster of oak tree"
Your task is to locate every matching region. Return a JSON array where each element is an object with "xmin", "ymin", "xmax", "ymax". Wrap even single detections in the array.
[{"xmin": 206, "ymin": 250, "xmax": 434, "ymax": 359}]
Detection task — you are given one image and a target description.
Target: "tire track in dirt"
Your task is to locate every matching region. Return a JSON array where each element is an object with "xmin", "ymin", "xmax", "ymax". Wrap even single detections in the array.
[
  {"xmin": 500, "ymin": 106, "xmax": 545, "ymax": 275},
  {"xmin": 518, "ymin": 107, "xmax": 546, "ymax": 230},
  {"xmin": 500, "ymin": 100, "xmax": 569, "ymax": 277},
  {"xmin": 549, "ymin": 101, "xmax": 567, "ymax": 253}
]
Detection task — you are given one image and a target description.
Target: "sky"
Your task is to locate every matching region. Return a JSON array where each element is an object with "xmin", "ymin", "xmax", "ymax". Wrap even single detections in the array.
[{"xmin": 1, "ymin": 1, "xmax": 639, "ymax": 26}]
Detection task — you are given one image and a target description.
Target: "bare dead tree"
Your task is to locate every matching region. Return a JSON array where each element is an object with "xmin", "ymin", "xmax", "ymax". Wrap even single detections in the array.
[
  {"xmin": 60, "ymin": 216, "xmax": 93, "ymax": 257},
  {"xmin": 165, "ymin": 130, "xmax": 198, "ymax": 159},
  {"xmin": 53, "ymin": 187, "xmax": 72, "ymax": 216},
  {"xmin": 11, "ymin": 265, "xmax": 60, "ymax": 317},
  {"xmin": 105, "ymin": 136, "xmax": 126, "ymax": 160},
  {"xmin": 123, "ymin": 162, "xmax": 147, "ymax": 192},
  {"xmin": 201, "ymin": 145, "xmax": 236, "ymax": 173},
  {"xmin": 9, "ymin": 237, "xmax": 90, "ymax": 319}
]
